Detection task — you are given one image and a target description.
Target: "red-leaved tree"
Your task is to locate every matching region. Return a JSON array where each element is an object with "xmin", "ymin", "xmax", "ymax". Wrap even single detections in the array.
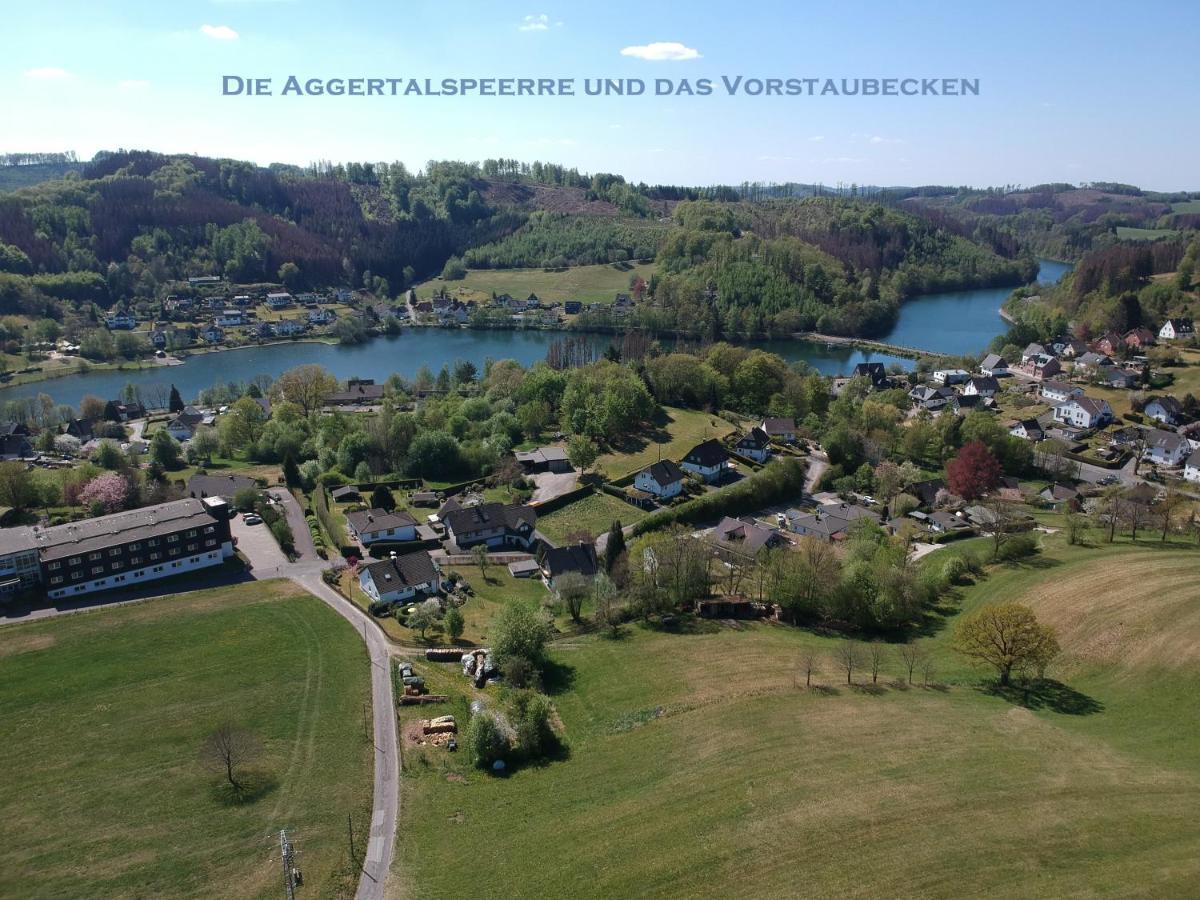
[{"xmin": 945, "ymin": 440, "xmax": 1002, "ymax": 501}]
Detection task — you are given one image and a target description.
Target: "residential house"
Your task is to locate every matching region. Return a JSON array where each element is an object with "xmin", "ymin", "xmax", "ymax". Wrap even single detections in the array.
[
  {"xmin": 308, "ymin": 308, "xmax": 336, "ymax": 325},
  {"xmin": 1093, "ymin": 331, "xmax": 1124, "ymax": 356},
  {"xmin": 909, "ymin": 385, "xmax": 954, "ymax": 412},
  {"xmin": 932, "ymin": 368, "xmax": 970, "ymax": 385},
  {"xmin": 1144, "ymin": 396, "xmax": 1185, "ymax": 426},
  {"xmin": 0, "ymin": 429, "xmax": 33, "ymax": 460},
  {"xmin": 357, "ymin": 550, "xmax": 439, "ymax": 605},
  {"xmin": 215, "ymin": 310, "xmax": 245, "ymax": 328},
  {"xmin": 1009, "ymin": 419, "xmax": 1045, "ymax": 441},
  {"xmin": 165, "ymin": 417, "xmax": 196, "ymax": 441},
  {"xmin": 634, "ymin": 460, "xmax": 685, "ymax": 499},
  {"xmin": 328, "ymin": 381, "xmax": 385, "ymax": 406},
  {"xmin": 1039, "ymin": 483, "xmax": 1080, "ymax": 508},
  {"xmin": 1101, "ymin": 367, "xmax": 1141, "ymax": 389},
  {"xmin": 908, "ymin": 478, "xmax": 946, "ymax": 509},
  {"xmin": 1073, "ymin": 351, "xmax": 1112, "ymax": 373},
  {"xmin": 330, "ymin": 485, "xmax": 361, "ymax": 503},
  {"xmin": 681, "ymin": 439, "xmax": 730, "ymax": 483},
  {"xmin": 333, "ymin": 287, "xmax": 354, "ymax": 302},
  {"xmin": 709, "ymin": 516, "xmax": 791, "ymax": 560},
  {"xmin": 951, "ymin": 394, "xmax": 993, "ymax": 415},
  {"xmin": 784, "ymin": 503, "xmax": 880, "ymax": 542},
  {"xmin": 962, "ymin": 375, "xmax": 1000, "ymax": 398},
  {"xmin": 514, "ymin": 447, "xmax": 572, "ymax": 474},
  {"xmin": 64, "ymin": 419, "xmax": 95, "ymax": 442},
  {"xmin": 1143, "ymin": 428, "xmax": 1190, "ymax": 466},
  {"xmin": 443, "ymin": 502, "xmax": 538, "ymax": 550},
  {"xmin": 1051, "ymin": 336, "xmax": 1089, "ymax": 358},
  {"xmin": 979, "ymin": 354, "xmax": 1010, "ymax": 376},
  {"xmin": 187, "ymin": 473, "xmax": 257, "ymax": 503},
  {"xmin": 540, "ymin": 542, "xmax": 598, "ymax": 587},
  {"xmin": 926, "ymin": 510, "xmax": 971, "ymax": 535},
  {"xmin": 1053, "ymin": 396, "xmax": 1113, "ymax": 429},
  {"xmin": 1023, "ymin": 353, "xmax": 1062, "ymax": 379},
  {"xmin": 734, "ymin": 427, "xmax": 771, "ymax": 463},
  {"xmin": 563, "ymin": 300, "xmax": 583, "ymax": 315},
  {"xmin": 104, "ymin": 312, "xmax": 137, "ymax": 330},
  {"xmin": 200, "ymin": 324, "xmax": 225, "ymax": 344},
  {"xmin": 1040, "ymin": 381, "xmax": 1083, "ymax": 404},
  {"xmin": 1021, "ymin": 342, "xmax": 1048, "ymax": 363},
  {"xmin": 253, "ymin": 322, "xmax": 276, "ymax": 339},
  {"xmin": 275, "ymin": 318, "xmax": 306, "ymax": 337},
  {"xmin": 760, "ymin": 417, "xmax": 796, "ymax": 443},
  {"xmin": 1124, "ymin": 327, "xmax": 1156, "ymax": 350},
  {"xmin": 265, "ymin": 292, "xmax": 293, "ymax": 309},
  {"xmin": 1159, "ymin": 318, "xmax": 1195, "ymax": 341},
  {"xmin": 104, "ymin": 400, "xmax": 145, "ymax": 422},
  {"xmin": 851, "ymin": 362, "xmax": 890, "ymax": 390},
  {"xmin": 346, "ymin": 508, "xmax": 419, "ymax": 545},
  {"xmin": 149, "ymin": 329, "xmax": 169, "ymax": 349},
  {"xmin": 1184, "ymin": 450, "xmax": 1200, "ymax": 483}
]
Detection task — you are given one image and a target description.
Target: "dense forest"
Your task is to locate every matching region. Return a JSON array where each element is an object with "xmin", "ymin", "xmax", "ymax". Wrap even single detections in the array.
[{"xmin": 462, "ymin": 213, "xmax": 669, "ymax": 268}]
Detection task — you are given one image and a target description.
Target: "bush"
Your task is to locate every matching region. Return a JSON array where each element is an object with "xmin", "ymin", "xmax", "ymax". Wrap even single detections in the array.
[
  {"xmin": 465, "ymin": 712, "xmax": 507, "ymax": 768},
  {"xmin": 997, "ymin": 532, "xmax": 1039, "ymax": 561},
  {"xmin": 510, "ymin": 690, "xmax": 557, "ymax": 760},
  {"xmin": 942, "ymin": 556, "xmax": 969, "ymax": 585}
]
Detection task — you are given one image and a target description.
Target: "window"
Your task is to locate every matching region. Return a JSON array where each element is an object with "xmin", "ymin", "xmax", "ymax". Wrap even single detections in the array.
[
  {"xmin": 187, "ymin": 544, "xmax": 198, "ymax": 552},
  {"xmin": 204, "ymin": 526, "xmax": 215, "ymax": 534},
  {"xmin": 167, "ymin": 535, "xmax": 179, "ymax": 543},
  {"xmin": 148, "ymin": 539, "xmax": 159, "ymax": 547},
  {"xmin": 130, "ymin": 556, "xmax": 141, "ymax": 566},
  {"xmin": 128, "ymin": 542, "xmax": 141, "ymax": 551},
  {"xmin": 187, "ymin": 529, "xmax": 197, "ymax": 537},
  {"xmin": 91, "ymin": 566, "xmax": 104, "ymax": 575},
  {"xmin": 168, "ymin": 546, "xmax": 180, "ymax": 556},
  {"xmin": 48, "ymin": 561, "xmax": 61, "ymax": 571},
  {"xmin": 69, "ymin": 556, "xmax": 81, "ymax": 566},
  {"xmin": 110, "ymin": 562, "xmax": 122, "ymax": 571},
  {"xmin": 204, "ymin": 538, "xmax": 217, "ymax": 548},
  {"xmin": 89, "ymin": 552, "xmax": 102, "ymax": 561},
  {"xmin": 109, "ymin": 548, "xmax": 121, "ymax": 557},
  {"xmin": 49, "ymin": 576, "xmax": 62, "ymax": 585}
]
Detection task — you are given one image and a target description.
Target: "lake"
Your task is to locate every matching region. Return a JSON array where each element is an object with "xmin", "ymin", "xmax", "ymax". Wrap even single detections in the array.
[{"xmin": 1, "ymin": 259, "xmax": 1070, "ymax": 409}]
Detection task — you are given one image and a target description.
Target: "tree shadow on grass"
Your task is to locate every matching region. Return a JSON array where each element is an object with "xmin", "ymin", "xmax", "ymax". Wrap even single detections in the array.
[
  {"xmin": 982, "ymin": 679, "xmax": 1104, "ymax": 716},
  {"xmin": 540, "ymin": 657, "xmax": 577, "ymax": 696},
  {"xmin": 850, "ymin": 682, "xmax": 889, "ymax": 696},
  {"xmin": 208, "ymin": 770, "xmax": 278, "ymax": 806}
]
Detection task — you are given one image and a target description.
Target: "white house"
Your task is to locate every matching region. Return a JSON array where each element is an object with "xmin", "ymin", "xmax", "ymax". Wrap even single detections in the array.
[
  {"xmin": 165, "ymin": 418, "xmax": 195, "ymax": 441},
  {"xmin": 760, "ymin": 417, "xmax": 796, "ymax": 443},
  {"xmin": 1159, "ymin": 318, "xmax": 1195, "ymax": 341},
  {"xmin": 1040, "ymin": 381, "xmax": 1083, "ymax": 404},
  {"xmin": 1184, "ymin": 450, "xmax": 1200, "ymax": 483},
  {"xmin": 1053, "ymin": 396, "xmax": 1113, "ymax": 429},
  {"xmin": 104, "ymin": 312, "xmax": 137, "ymax": 330},
  {"xmin": 680, "ymin": 439, "xmax": 729, "ymax": 483},
  {"xmin": 962, "ymin": 376, "xmax": 999, "ymax": 398},
  {"xmin": 200, "ymin": 325, "xmax": 225, "ymax": 344},
  {"xmin": 308, "ymin": 308, "xmax": 336, "ymax": 325},
  {"xmin": 443, "ymin": 502, "xmax": 537, "ymax": 550},
  {"xmin": 357, "ymin": 551, "xmax": 439, "ymax": 605},
  {"xmin": 276, "ymin": 318, "xmax": 307, "ymax": 336},
  {"xmin": 909, "ymin": 385, "xmax": 954, "ymax": 412},
  {"xmin": 932, "ymin": 368, "xmax": 970, "ymax": 385},
  {"xmin": 1143, "ymin": 429, "xmax": 1190, "ymax": 466},
  {"xmin": 266, "ymin": 292, "xmax": 293, "ymax": 309},
  {"xmin": 979, "ymin": 354, "xmax": 1010, "ymax": 376},
  {"xmin": 215, "ymin": 310, "xmax": 245, "ymax": 327},
  {"xmin": 734, "ymin": 427, "xmax": 771, "ymax": 463},
  {"xmin": 1009, "ymin": 419, "xmax": 1045, "ymax": 441},
  {"xmin": 634, "ymin": 460, "xmax": 685, "ymax": 499},
  {"xmin": 346, "ymin": 508, "xmax": 418, "ymax": 545},
  {"xmin": 1144, "ymin": 396, "xmax": 1184, "ymax": 426}
]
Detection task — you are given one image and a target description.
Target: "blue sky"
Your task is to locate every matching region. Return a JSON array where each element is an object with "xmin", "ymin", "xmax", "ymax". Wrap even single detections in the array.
[{"xmin": 3, "ymin": 0, "xmax": 1198, "ymax": 189}]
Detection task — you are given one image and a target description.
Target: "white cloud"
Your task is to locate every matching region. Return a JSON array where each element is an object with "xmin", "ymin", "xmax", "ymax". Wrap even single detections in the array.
[
  {"xmin": 23, "ymin": 67, "xmax": 71, "ymax": 80},
  {"xmin": 868, "ymin": 135, "xmax": 904, "ymax": 145},
  {"xmin": 519, "ymin": 14, "xmax": 550, "ymax": 31},
  {"xmin": 619, "ymin": 41, "xmax": 700, "ymax": 61},
  {"xmin": 808, "ymin": 135, "xmax": 825, "ymax": 142},
  {"xmin": 200, "ymin": 24, "xmax": 239, "ymax": 40},
  {"xmin": 119, "ymin": 79, "xmax": 151, "ymax": 91}
]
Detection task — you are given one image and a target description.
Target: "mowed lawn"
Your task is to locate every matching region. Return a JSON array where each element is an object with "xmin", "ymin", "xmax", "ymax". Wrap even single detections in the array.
[
  {"xmin": 416, "ymin": 261, "xmax": 656, "ymax": 305},
  {"xmin": 0, "ymin": 580, "xmax": 373, "ymax": 899},
  {"xmin": 596, "ymin": 406, "xmax": 739, "ymax": 481},
  {"xmin": 536, "ymin": 490, "xmax": 645, "ymax": 544},
  {"xmin": 397, "ymin": 535, "xmax": 1200, "ymax": 897}
]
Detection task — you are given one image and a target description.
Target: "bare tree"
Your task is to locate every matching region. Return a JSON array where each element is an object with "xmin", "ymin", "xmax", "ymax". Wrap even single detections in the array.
[
  {"xmin": 1154, "ymin": 487, "xmax": 1182, "ymax": 542},
  {"xmin": 797, "ymin": 650, "xmax": 820, "ymax": 688},
  {"xmin": 867, "ymin": 640, "xmax": 885, "ymax": 684},
  {"xmin": 982, "ymin": 499, "xmax": 1018, "ymax": 561},
  {"xmin": 920, "ymin": 656, "xmax": 938, "ymax": 688},
  {"xmin": 835, "ymin": 639, "xmax": 862, "ymax": 685},
  {"xmin": 897, "ymin": 643, "xmax": 928, "ymax": 685},
  {"xmin": 201, "ymin": 722, "xmax": 262, "ymax": 795},
  {"xmin": 1063, "ymin": 511, "xmax": 1088, "ymax": 546}
]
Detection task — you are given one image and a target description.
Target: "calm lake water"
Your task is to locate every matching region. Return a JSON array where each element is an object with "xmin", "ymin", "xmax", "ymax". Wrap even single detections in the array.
[{"xmin": 2, "ymin": 259, "xmax": 1071, "ymax": 409}]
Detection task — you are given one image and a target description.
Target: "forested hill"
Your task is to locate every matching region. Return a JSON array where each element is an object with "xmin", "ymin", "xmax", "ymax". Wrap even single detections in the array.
[{"xmin": 0, "ymin": 149, "xmax": 1030, "ymax": 338}]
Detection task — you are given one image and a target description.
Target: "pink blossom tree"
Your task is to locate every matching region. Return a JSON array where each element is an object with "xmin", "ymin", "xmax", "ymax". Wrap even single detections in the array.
[{"xmin": 79, "ymin": 472, "xmax": 130, "ymax": 514}]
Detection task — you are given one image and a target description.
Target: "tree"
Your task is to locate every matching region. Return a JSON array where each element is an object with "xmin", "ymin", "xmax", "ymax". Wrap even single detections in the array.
[
  {"xmin": 867, "ymin": 640, "xmax": 885, "ymax": 684},
  {"xmin": 567, "ymin": 435, "xmax": 598, "ymax": 475},
  {"xmin": 190, "ymin": 426, "xmax": 220, "ymax": 464},
  {"xmin": 954, "ymin": 603, "xmax": 1060, "ymax": 686},
  {"xmin": 465, "ymin": 712, "xmax": 506, "ymax": 768},
  {"xmin": 1155, "ymin": 487, "xmax": 1183, "ymax": 542},
  {"xmin": 981, "ymin": 499, "xmax": 1019, "ymax": 561},
  {"xmin": 554, "ymin": 571, "xmax": 590, "ymax": 622},
  {"xmin": 945, "ymin": 440, "xmax": 1002, "ymax": 501},
  {"xmin": 79, "ymin": 394, "xmax": 106, "ymax": 421},
  {"xmin": 79, "ymin": 472, "xmax": 130, "ymax": 513},
  {"xmin": 603, "ymin": 519, "xmax": 626, "ymax": 574},
  {"xmin": 233, "ymin": 487, "xmax": 261, "ymax": 513},
  {"xmin": 282, "ymin": 454, "xmax": 301, "ymax": 488},
  {"xmin": 273, "ymin": 364, "xmax": 338, "ymax": 415},
  {"xmin": 797, "ymin": 649, "xmax": 819, "ymax": 688},
  {"xmin": 150, "ymin": 429, "xmax": 181, "ymax": 469},
  {"xmin": 471, "ymin": 542, "xmax": 491, "ymax": 582},
  {"xmin": 169, "ymin": 384, "xmax": 184, "ymax": 413},
  {"xmin": 592, "ymin": 571, "xmax": 620, "ymax": 635},
  {"xmin": 897, "ymin": 643, "xmax": 928, "ymax": 685},
  {"xmin": 201, "ymin": 722, "xmax": 263, "ymax": 795},
  {"xmin": 835, "ymin": 639, "xmax": 862, "ymax": 685},
  {"xmin": 0, "ymin": 460, "xmax": 39, "ymax": 510},
  {"xmin": 491, "ymin": 601, "xmax": 550, "ymax": 666},
  {"xmin": 1064, "ymin": 511, "xmax": 1088, "ymax": 546},
  {"xmin": 92, "ymin": 439, "xmax": 126, "ymax": 471},
  {"xmin": 371, "ymin": 485, "xmax": 396, "ymax": 512},
  {"xmin": 278, "ymin": 261, "xmax": 301, "ymax": 290},
  {"xmin": 444, "ymin": 605, "xmax": 464, "ymax": 643},
  {"xmin": 408, "ymin": 598, "xmax": 441, "ymax": 639}
]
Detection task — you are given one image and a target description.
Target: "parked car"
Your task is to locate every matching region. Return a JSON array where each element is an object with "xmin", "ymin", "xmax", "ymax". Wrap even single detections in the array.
[{"xmin": 244, "ymin": 514, "xmax": 263, "ymax": 525}]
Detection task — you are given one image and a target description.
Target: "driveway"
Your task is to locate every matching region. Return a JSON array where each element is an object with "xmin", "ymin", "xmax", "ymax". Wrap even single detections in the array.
[
  {"xmin": 230, "ymin": 513, "xmax": 288, "ymax": 575},
  {"xmin": 277, "ymin": 488, "xmax": 319, "ymax": 561},
  {"xmin": 530, "ymin": 469, "xmax": 579, "ymax": 503}
]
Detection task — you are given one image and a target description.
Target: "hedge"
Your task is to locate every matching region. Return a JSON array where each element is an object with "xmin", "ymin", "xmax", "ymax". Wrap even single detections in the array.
[{"xmin": 631, "ymin": 457, "xmax": 807, "ymax": 537}]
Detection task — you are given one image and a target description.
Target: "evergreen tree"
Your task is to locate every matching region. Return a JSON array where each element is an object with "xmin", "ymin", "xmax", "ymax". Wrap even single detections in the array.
[
  {"xmin": 168, "ymin": 384, "xmax": 184, "ymax": 413},
  {"xmin": 370, "ymin": 485, "xmax": 395, "ymax": 511},
  {"xmin": 604, "ymin": 519, "xmax": 626, "ymax": 573},
  {"xmin": 282, "ymin": 453, "xmax": 300, "ymax": 488}
]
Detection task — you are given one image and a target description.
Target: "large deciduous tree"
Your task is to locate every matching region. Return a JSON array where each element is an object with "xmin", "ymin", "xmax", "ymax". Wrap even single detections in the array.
[
  {"xmin": 945, "ymin": 440, "xmax": 1002, "ymax": 501},
  {"xmin": 953, "ymin": 602, "xmax": 1060, "ymax": 686}
]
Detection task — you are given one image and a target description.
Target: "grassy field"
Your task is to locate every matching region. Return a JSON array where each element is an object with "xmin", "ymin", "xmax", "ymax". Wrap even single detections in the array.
[
  {"xmin": 396, "ymin": 534, "xmax": 1200, "ymax": 897},
  {"xmin": 596, "ymin": 406, "xmax": 739, "ymax": 481},
  {"xmin": 416, "ymin": 261, "xmax": 657, "ymax": 305},
  {"xmin": 1171, "ymin": 200, "xmax": 1200, "ymax": 214},
  {"xmin": 536, "ymin": 490, "xmax": 646, "ymax": 543},
  {"xmin": 1115, "ymin": 226, "xmax": 1179, "ymax": 241},
  {"xmin": 0, "ymin": 580, "xmax": 373, "ymax": 899}
]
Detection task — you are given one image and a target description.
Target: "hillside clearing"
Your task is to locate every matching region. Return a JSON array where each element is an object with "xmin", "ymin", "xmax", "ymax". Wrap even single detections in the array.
[
  {"xmin": 416, "ymin": 261, "xmax": 656, "ymax": 305},
  {"xmin": 536, "ymin": 490, "xmax": 645, "ymax": 543},
  {"xmin": 595, "ymin": 406, "xmax": 739, "ymax": 481}
]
